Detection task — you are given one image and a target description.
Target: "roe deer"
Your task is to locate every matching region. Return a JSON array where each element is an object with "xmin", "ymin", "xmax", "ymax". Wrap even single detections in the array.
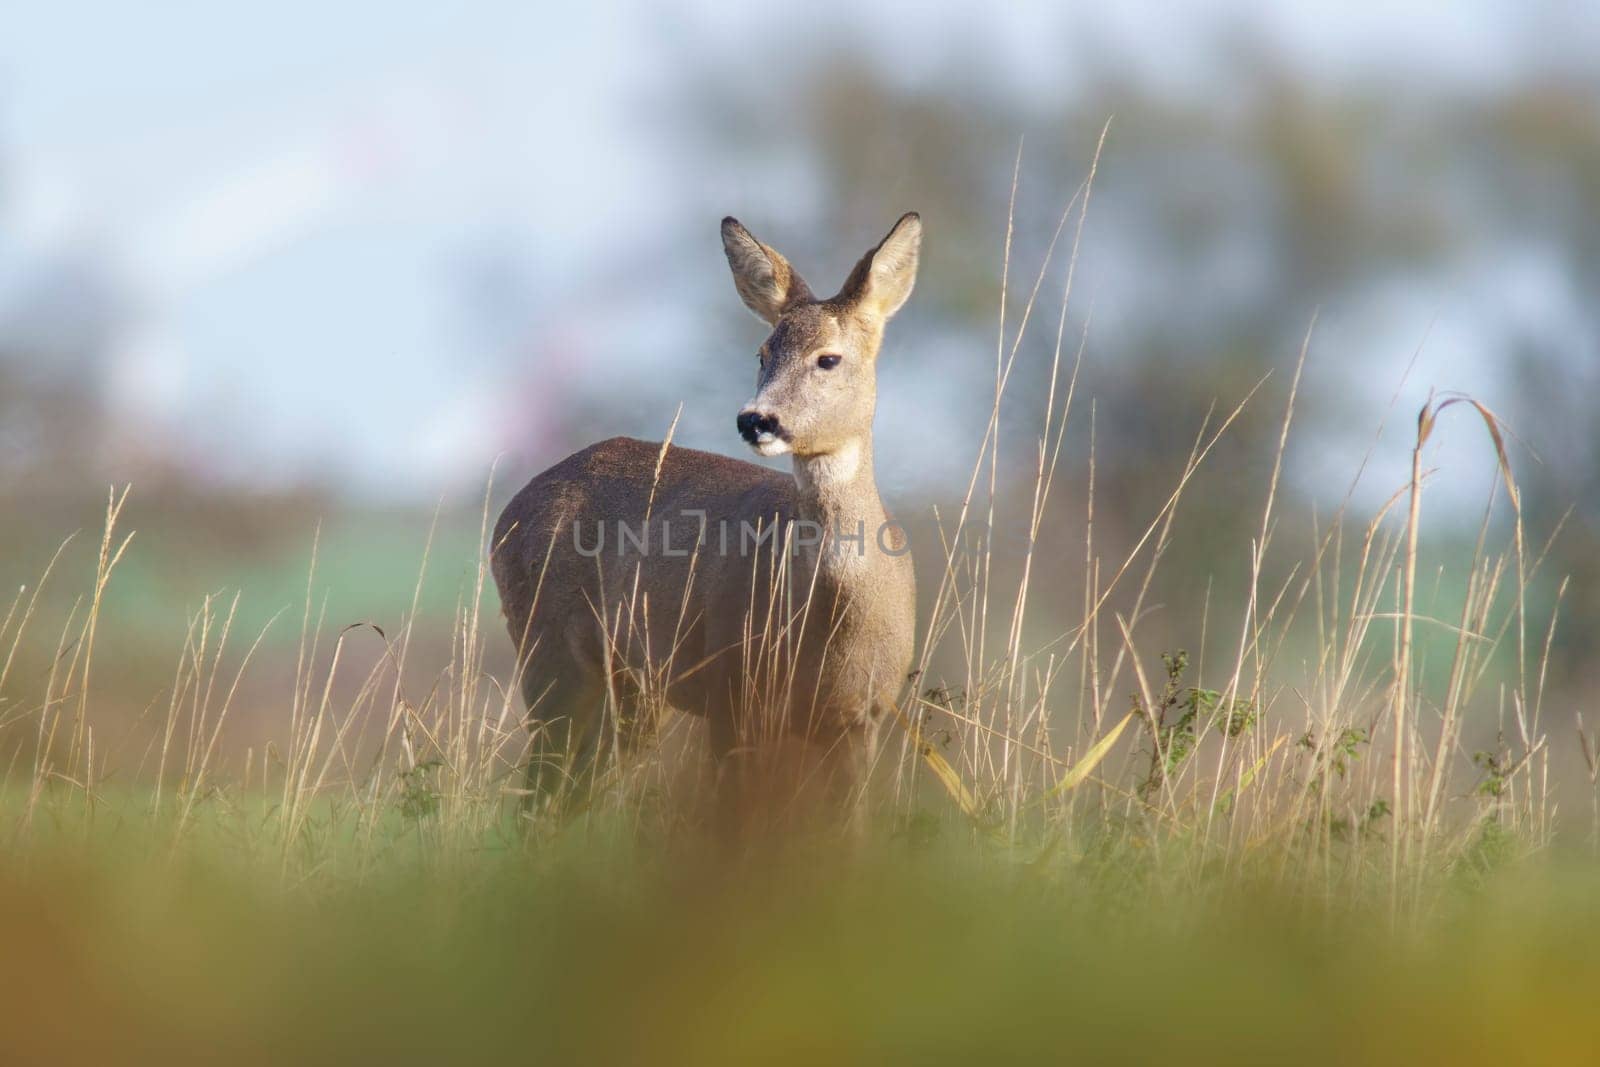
[{"xmin": 490, "ymin": 212, "xmax": 921, "ymax": 828}]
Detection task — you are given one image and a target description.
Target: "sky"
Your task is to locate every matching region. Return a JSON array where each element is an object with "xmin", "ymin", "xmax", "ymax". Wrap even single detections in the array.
[{"xmin": 1, "ymin": 0, "xmax": 1594, "ymax": 502}]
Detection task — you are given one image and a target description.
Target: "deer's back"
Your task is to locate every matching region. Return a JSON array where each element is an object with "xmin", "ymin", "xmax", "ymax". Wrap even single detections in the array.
[
  {"xmin": 491, "ymin": 437, "xmax": 794, "ymax": 672},
  {"xmin": 493, "ymin": 435, "xmax": 792, "ymax": 548}
]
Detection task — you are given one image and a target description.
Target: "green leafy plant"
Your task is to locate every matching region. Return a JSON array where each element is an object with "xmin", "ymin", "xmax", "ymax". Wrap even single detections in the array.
[
  {"xmin": 1297, "ymin": 725, "xmax": 1372, "ymax": 787},
  {"xmin": 1133, "ymin": 651, "xmax": 1259, "ymax": 800},
  {"xmin": 1326, "ymin": 798, "xmax": 1391, "ymax": 842},
  {"xmin": 1473, "ymin": 739, "xmax": 1513, "ymax": 799},
  {"xmin": 398, "ymin": 758, "xmax": 444, "ymax": 821}
]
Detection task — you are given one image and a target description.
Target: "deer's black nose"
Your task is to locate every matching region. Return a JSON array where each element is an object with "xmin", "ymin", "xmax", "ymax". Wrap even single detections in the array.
[{"xmin": 737, "ymin": 410, "xmax": 780, "ymax": 443}]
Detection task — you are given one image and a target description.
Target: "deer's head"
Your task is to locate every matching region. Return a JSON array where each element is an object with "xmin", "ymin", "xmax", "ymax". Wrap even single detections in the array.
[{"xmin": 724, "ymin": 213, "xmax": 921, "ymax": 460}]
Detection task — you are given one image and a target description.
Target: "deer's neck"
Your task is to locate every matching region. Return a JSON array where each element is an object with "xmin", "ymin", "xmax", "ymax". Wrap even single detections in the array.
[{"xmin": 791, "ymin": 439, "xmax": 888, "ymax": 578}]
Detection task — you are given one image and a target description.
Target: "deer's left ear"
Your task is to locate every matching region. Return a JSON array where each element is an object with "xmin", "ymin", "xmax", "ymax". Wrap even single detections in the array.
[{"xmin": 838, "ymin": 212, "xmax": 921, "ymax": 322}]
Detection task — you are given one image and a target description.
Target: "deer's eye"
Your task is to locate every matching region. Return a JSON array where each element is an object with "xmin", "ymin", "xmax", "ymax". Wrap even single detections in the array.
[{"xmin": 817, "ymin": 354, "xmax": 842, "ymax": 370}]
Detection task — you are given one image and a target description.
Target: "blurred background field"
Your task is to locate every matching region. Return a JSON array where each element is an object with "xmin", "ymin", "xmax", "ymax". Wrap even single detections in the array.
[
  {"xmin": 4, "ymin": 2, "xmax": 1600, "ymax": 1061},
  {"xmin": 5, "ymin": 1, "xmax": 1599, "ymax": 717}
]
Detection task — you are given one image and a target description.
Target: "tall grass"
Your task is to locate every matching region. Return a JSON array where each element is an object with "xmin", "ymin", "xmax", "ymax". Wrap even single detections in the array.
[{"xmin": 0, "ymin": 152, "xmax": 1579, "ymax": 913}]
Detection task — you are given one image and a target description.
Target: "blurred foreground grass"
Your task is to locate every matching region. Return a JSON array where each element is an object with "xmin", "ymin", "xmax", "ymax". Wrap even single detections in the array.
[{"xmin": 3, "ymin": 797, "xmax": 1598, "ymax": 1066}]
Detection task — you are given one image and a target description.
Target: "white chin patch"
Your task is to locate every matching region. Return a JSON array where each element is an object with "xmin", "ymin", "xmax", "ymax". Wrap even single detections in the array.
[{"xmin": 752, "ymin": 435, "xmax": 792, "ymax": 457}]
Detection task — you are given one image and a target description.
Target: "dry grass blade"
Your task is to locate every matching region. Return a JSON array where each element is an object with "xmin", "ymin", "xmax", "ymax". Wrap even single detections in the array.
[
  {"xmin": 888, "ymin": 700, "xmax": 983, "ymax": 824},
  {"xmin": 1043, "ymin": 711, "xmax": 1132, "ymax": 801}
]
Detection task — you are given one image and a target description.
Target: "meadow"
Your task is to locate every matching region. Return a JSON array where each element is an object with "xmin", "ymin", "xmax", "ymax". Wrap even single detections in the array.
[{"xmin": 3, "ymin": 190, "xmax": 1598, "ymax": 1066}]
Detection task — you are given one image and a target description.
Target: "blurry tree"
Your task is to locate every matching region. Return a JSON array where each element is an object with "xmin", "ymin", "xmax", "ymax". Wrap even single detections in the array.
[
  {"xmin": 670, "ymin": 41, "xmax": 1600, "ymax": 679},
  {"xmin": 0, "ymin": 257, "xmax": 123, "ymax": 495}
]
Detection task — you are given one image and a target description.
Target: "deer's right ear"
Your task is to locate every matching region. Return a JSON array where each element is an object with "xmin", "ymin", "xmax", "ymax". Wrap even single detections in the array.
[{"xmin": 721, "ymin": 217, "xmax": 813, "ymax": 325}]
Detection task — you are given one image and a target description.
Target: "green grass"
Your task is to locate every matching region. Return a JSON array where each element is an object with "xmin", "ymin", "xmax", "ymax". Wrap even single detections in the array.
[{"xmin": 4, "ymin": 795, "xmax": 1598, "ymax": 1066}]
